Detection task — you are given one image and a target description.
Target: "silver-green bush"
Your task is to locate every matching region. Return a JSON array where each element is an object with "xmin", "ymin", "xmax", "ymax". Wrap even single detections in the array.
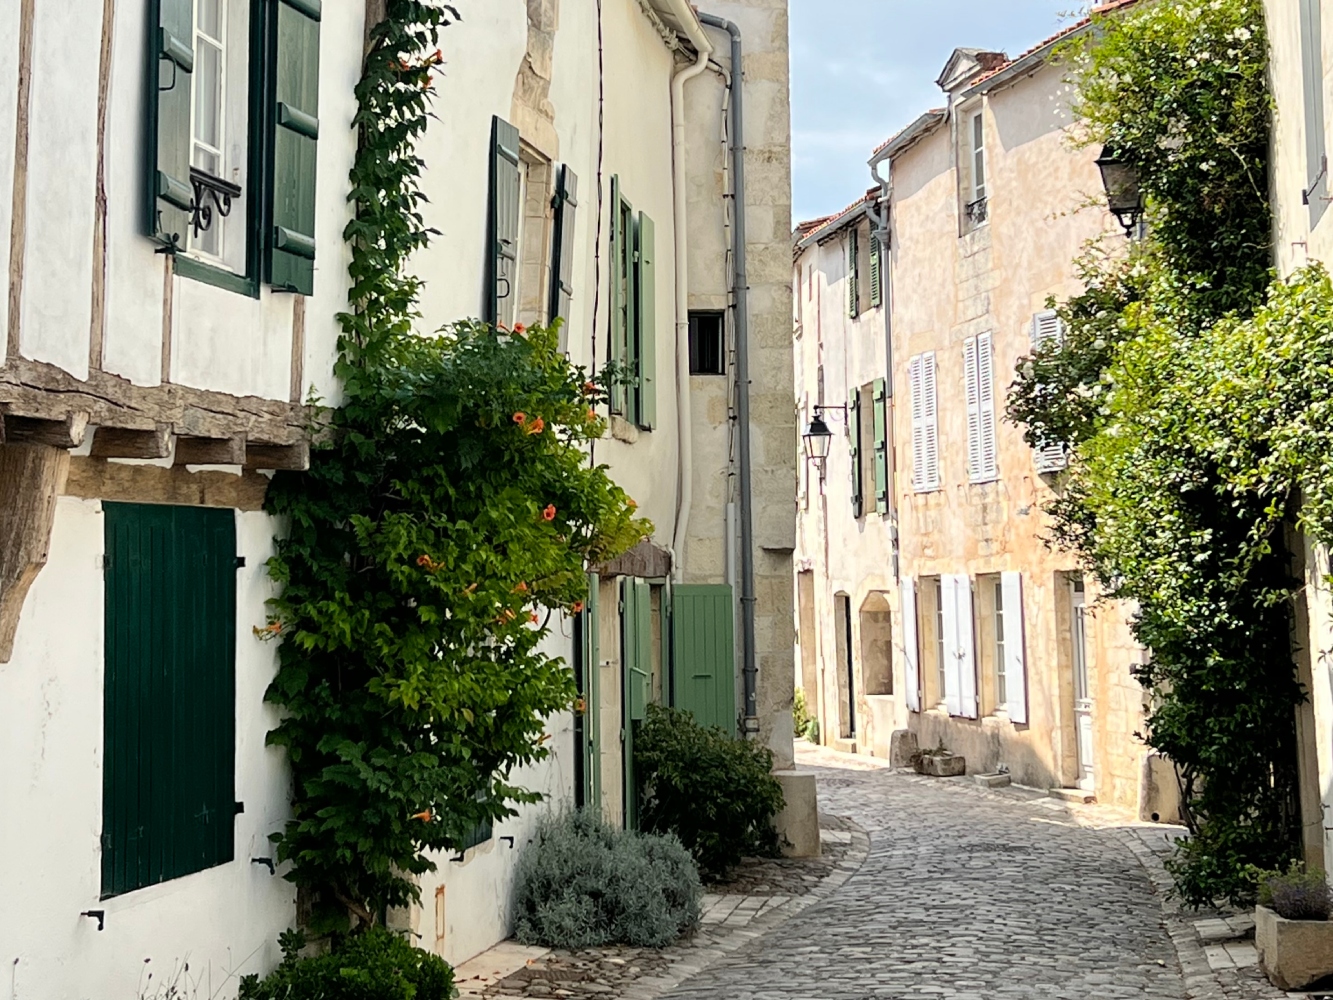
[{"xmin": 512, "ymin": 810, "xmax": 702, "ymax": 948}]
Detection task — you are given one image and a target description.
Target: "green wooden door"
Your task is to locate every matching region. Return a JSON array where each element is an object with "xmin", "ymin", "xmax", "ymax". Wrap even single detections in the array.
[
  {"xmin": 579, "ymin": 574, "xmax": 602, "ymax": 814},
  {"xmin": 102, "ymin": 503, "xmax": 237, "ymax": 897},
  {"xmin": 670, "ymin": 584, "xmax": 736, "ymax": 734}
]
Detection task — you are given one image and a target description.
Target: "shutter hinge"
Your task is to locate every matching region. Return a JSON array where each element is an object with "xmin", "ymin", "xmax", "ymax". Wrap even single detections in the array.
[
  {"xmin": 234, "ymin": 801, "xmax": 245, "ymax": 815},
  {"xmin": 235, "ymin": 556, "xmax": 247, "ymax": 568}
]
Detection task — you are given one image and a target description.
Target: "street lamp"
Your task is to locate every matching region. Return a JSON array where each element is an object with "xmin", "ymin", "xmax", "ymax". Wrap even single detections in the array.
[
  {"xmin": 803, "ymin": 412, "xmax": 833, "ymax": 464},
  {"xmin": 1095, "ymin": 145, "xmax": 1145, "ymax": 238}
]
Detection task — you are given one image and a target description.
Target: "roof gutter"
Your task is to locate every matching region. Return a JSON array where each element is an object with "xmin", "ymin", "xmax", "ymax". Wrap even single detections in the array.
[{"xmin": 697, "ymin": 11, "xmax": 760, "ymax": 735}]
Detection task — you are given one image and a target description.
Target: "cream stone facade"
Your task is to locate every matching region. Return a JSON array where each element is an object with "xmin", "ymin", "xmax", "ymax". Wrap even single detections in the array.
[
  {"xmin": 0, "ymin": 0, "xmax": 799, "ymax": 995},
  {"xmin": 793, "ymin": 34, "xmax": 1153, "ymax": 813},
  {"xmin": 1265, "ymin": 0, "xmax": 1333, "ymax": 874}
]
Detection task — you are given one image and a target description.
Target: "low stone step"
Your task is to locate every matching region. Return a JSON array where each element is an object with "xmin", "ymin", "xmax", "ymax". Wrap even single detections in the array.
[{"xmin": 973, "ymin": 772, "xmax": 1011, "ymax": 788}]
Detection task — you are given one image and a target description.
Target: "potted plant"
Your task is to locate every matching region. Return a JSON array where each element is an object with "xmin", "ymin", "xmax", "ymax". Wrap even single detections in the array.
[
  {"xmin": 1255, "ymin": 862, "xmax": 1333, "ymax": 990},
  {"xmin": 910, "ymin": 741, "xmax": 966, "ymax": 778}
]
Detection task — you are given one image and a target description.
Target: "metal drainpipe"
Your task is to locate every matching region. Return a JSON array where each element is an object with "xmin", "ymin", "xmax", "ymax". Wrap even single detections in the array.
[
  {"xmin": 868, "ymin": 147, "xmax": 900, "ymax": 576},
  {"xmin": 698, "ymin": 12, "xmax": 758, "ymax": 733}
]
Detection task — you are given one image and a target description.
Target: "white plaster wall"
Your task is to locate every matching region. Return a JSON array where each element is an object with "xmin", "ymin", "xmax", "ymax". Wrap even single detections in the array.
[
  {"xmin": 0, "ymin": 0, "xmax": 20, "ymax": 365},
  {"xmin": 0, "ymin": 500, "xmax": 295, "ymax": 1000},
  {"xmin": 103, "ymin": 0, "xmax": 170, "ymax": 387},
  {"xmin": 19, "ymin": 0, "xmax": 102, "ymax": 379}
]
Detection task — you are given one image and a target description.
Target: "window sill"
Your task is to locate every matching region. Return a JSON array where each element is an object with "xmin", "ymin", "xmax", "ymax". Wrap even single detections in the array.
[{"xmin": 174, "ymin": 254, "xmax": 260, "ymax": 299}]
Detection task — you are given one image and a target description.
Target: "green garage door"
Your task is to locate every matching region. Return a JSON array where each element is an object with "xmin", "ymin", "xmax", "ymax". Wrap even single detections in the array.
[{"xmin": 671, "ymin": 584, "xmax": 736, "ymax": 734}]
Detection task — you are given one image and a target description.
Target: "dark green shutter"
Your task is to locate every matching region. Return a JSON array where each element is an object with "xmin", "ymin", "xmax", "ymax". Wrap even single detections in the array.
[
  {"xmin": 102, "ymin": 503, "xmax": 237, "ymax": 898},
  {"xmin": 670, "ymin": 584, "xmax": 736, "ymax": 734},
  {"xmin": 146, "ymin": 0, "xmax": 195, "ymax": 247},
  {"xmin": 848, "ymin": 230, "xmax": 860, "ymax": 319},
  {"xmin": 621, "ymin": 578, "xmax": 651, "ymax": 830},
  {"xmin": 486, "ymin": 116, "xmax": 521, "ymax": 326},
  {"xmin": 549, "ymin": 165, "xmax": 579, "ymax": 338},
  {"xmin": 849, "ymin": 389, "xmax": 863, "ymax": 517},
  {"xmin": 873, "ymin": 377, "xmax": 888, "ymax": 514},
  {"xmin": 635, "ymin": 213, "xmax": 656, "ymax": 430},
  {"xmin": 869, "ymin": 235, "xmax": 883, "ymax": 308},
  {"xmin": 609, "ymin": 176, "xmax": 625, "ymax": 414},
  {"xmin": 266, "ymin": 0, "xmax": 322, "ymax": 294}
]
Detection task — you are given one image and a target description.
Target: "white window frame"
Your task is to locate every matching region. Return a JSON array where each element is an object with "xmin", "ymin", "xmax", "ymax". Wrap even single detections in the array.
[
  {"xmin": 971, "ymin": 111, "xmax": 987, "ymax": 204},
  {"xmin": 185, "ymin": 0, "xmax": 250, "ymax": 273}
]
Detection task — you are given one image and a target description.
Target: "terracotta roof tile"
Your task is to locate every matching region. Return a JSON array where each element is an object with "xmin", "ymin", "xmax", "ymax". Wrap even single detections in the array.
[{"xmin": 969, "ymin": 0, "xmax": 1141, "ymax": 89}]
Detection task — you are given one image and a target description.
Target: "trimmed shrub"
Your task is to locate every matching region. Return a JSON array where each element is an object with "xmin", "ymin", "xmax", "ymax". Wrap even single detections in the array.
[
  {"xmin": 634, "ymin": 705, "xmax": 785, "ymax": 877},
  {"xmin": 238, "ymin": 928, "xmax": 454, "ymax": 1000},
  {"xmin": 1259, "ymin": 863, "xmax": 1333, "ymax": 921},
  {"xmin": 512, "ymin": 810, "xmax": 702, "ymax": 948}
]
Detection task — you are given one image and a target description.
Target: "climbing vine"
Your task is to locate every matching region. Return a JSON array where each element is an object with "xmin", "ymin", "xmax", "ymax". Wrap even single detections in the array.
[
  {"xmin": 1009, "ymin": 0, "xmax": 1311, "ymax": 907},
  {"xmin": 262, "ymin": 2, "xmax": 648, "ymax": 930}
]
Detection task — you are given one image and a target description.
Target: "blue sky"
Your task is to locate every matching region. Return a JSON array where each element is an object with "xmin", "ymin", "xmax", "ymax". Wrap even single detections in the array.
[{"xmin": 790, "ymin": 1, "xmax": 1083, "ymax": 223}]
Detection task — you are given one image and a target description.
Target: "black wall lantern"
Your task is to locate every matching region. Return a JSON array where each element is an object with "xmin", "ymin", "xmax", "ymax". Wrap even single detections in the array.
[
  {"xmin": 1095, "ymin": 145, "xmax": 1145, "ymax": 238},
  {"xmin": 803, "ymin": 411, "xmax": 834, "ymax": 463}
]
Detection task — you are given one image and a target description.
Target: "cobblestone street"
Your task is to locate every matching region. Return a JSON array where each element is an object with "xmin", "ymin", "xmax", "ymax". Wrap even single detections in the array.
[{"xmin": 663, "ymin": 746, "xmax": 1286, "ymax": 1000}]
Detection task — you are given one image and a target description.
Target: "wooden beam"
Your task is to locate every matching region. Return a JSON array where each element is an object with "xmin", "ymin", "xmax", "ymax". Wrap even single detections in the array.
[
  {"xmin": 90, "ymin": 424, "xmax": 171, "ymax": 459},
  {"xmin": 0, "ymin": 357, "xmax": 308, "ymax": 445},
  {"xmin": 245, "ymin": 441, "xmax": 310, "ymax": 471},
  {"xmin": 174, "ymin": 435, "xmax": 246, "ymax": 466},
  {"xmin": 0, "ymin": 443, "xmax": 70, "ymax": 663},
  {"xmin": 64, "ymin": 457, "xmax": 268, "ymax": 511},
  {"xmin": 4, "ymin": 412, "xmax": 90, "ymax": 448}
]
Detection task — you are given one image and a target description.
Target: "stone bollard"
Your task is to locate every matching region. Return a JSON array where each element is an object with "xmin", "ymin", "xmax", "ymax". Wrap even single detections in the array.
[{"xmin": 772, "ymin": 770, "xmax": 820, "ymax": 857}]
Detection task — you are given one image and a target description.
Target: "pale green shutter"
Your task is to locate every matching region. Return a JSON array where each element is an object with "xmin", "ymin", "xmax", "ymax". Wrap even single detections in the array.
[
  {"xmin": 869, "ymin": 235, "xmax": 883, "ymax": 308},
  {"xmin": 873, "ymin": 377, "xmax": 888, "ymax": 513},
  {"xmin": 609, "ymin": 177, "xmax": 625, "ymax": 413},
  {"xmin": 848, "ymin": 231, "xmax": 860, "ymax": 319},
  {"xmin": 549, "ymin": 165, "xmax": 578, "ymax": 333},
  {"xmin": 849, "ymin": 389, "xmax": 863, "ymax": 517},
  {"xmin": 635, "ymin": 213, "xmax": 656, "ymax": 430},
  {"xmin": 485, "ymin": 117, "xmax": 521, "ymax": 326},
  {"xmin": 146, "ymin": 0, "xmax": 195, "ymax": 247},
  {"xmin": 670, "ymin": 584, "xmax": 737, "ymax": 734}
]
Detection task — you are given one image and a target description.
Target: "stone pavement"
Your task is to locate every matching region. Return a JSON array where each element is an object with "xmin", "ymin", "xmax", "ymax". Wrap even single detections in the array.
[
  {"xmin": 462, "ymin": 743, "xmax": 1302, "ymax": 1000},
  {"xmin": 664, "ymin": 744, "xmax": 1292, "ymax": 1000}
]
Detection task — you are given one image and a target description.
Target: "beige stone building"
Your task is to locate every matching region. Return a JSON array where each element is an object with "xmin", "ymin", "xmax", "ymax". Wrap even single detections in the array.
[
  {"xmin": 793, "ymin": 27, "xmax": 1156, "ymax": 812},
  {"xmin": 1266, "ymin": 0, "xmax": 1333, "ymax": 874}
]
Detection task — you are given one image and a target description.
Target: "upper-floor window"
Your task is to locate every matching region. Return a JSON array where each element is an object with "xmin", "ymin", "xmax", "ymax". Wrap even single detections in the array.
[
  {"xmin": 964, "ymin": 109, "xmax": 988, "ymax": 230},
  {"xmin": 148, "ymin": 0, "xmax": 322, "ymax": 296},
  {"xmin": 908, "ymin": 351, "xmax": 940, "ymax": 492},
  {"xmin": 606, "ymin": 176, "xmax": 658, "ymax": 430},
  {"xmin": 1030, "ymin": 311, "xmax": 1069, "ymax": 472},
  {"xmin": 963, "ymin": 331, "xmax": 997, "ymax": 483}
]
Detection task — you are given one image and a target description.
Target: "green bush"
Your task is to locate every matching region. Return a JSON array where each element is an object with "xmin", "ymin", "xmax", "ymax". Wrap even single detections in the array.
[
  {"xmin": 792, "ymin": 689, "xmax": 818, "ymax": 741},
  {"xmin": 634, "ymin": 705, "xmax": 785, "ymax": 877},
  {"xmin": 511, "ymin": 810, "xmax": 702, "ymax": 948},
  {"xmin": 238, "ymin": 928, "xmax": 454, "ymax": 1000}
]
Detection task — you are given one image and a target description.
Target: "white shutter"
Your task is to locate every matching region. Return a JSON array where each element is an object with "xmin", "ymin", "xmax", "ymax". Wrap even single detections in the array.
[
  {"xmin": 954, "ymin": 574, "xmax": 979, "ymax": 719},
  {"xmin": 977, "ymin": 332, "xmax": 997, "ymax": 482},
  {"xmin": 901, "ymin": 578, "xmax": 920, "ymax": 713},
  {"xmin": 964, "ymin": 337, "xmax": 982, "ymax": 481},
  {"xmin": 910, "ymin": 354, "xmax": 926, "ymax": 491},
  {"xmin": 940, "ymin": 575, "xmax": 962, "ymax": 716},
  {"xmin": 1030, "ymin": 312, "xmax": 1068, "ymax": 473},
  {"xmin": 922, "ymin": 352, "xmax": 940, "ymax": 490},
  {"xmin": 1001, "ymin": 571, "xmax": 1027, "ymax": 724}
]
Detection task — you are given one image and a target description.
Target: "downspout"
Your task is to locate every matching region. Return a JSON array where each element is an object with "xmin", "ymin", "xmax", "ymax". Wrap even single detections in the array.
[
  {"xmin": 868, "ymin": 146, "xmax": 899, "ymax": 575},
  {"xmin": 697, "ymin": 12, "xmax": 759, "ymax": 733},
  {"xmin": 669, "ymin": 28, "xmax": 712, "ymax": 583}
]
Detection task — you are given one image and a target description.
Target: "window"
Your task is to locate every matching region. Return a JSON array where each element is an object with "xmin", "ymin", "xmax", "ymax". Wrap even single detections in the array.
[
  {"xmin": 938, "ymin": 575, "xmax": 979, "ymax": 719},
  {"xmin": 964, "ymin": 332, "xmax": 997, "ymax": 483},
  {"xmin": 909, "ymin": 352, "xmax": 940, "ymax": 492},
  {"xmin": 608, "ymin": 177, "xmax": 657, "ymax": 429},
  {"xmin": 147, "ymin": 0, "xmax": 322, "ymax": 295},
  {"xmin": 1030, "ymin": 312, "xmax": 1069, "ymax": 472},
  {"xmin": 934, "ymin": 577, "xmax": 947, "ymax": 708},
  {"xmin": 102, "ymin": 503, "xmax": 237, "ymax": 897},
  {"xmin": 993, "ymin": 578, "xmax": 1007, "ymax": 709},
  {"xmin": 978, "ymin": 571, "xmax": 1028, "ymax": 721},
  {"xmin": 964, "ymin": 110, "xmax": 988, "ymax": 229},
  {"xmin": 689, "ymin": 311, "xmax": 725, "ymax": 375}
]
